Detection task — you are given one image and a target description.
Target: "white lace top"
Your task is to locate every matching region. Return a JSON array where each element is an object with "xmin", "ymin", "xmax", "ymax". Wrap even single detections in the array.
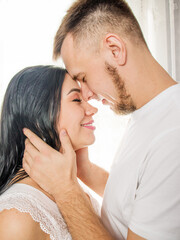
[{"xmin": 0, "ymin": 183, "xmax": 100, "ymax": 240}]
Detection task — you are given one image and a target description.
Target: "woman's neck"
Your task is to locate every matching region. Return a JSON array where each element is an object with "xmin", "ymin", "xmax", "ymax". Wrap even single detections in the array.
[{"xmin": 15, "ymin": 170, "xmax": 55, "ymax": 202}]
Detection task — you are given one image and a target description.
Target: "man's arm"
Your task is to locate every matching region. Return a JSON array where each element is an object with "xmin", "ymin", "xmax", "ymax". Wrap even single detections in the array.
[
  {"xmin": 76, "ymin": 148, "xmax": 109, "ymax": 197},
  {"xmin": 54, "ymin": 181, "xmax": 114, "ymax": 240},
  {"xmin": 54, "ymin": 181, "xmax": 145, "ymax": 240},
  {"xmin": 23, "ymin": 129, "xmax": 145, "ymax": 240}
]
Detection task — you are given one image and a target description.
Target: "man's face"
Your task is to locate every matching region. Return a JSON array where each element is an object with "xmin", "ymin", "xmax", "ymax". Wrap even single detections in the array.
[{"xmin": 61, "ymin": 34, "xmax": 136, "ymax": 115}]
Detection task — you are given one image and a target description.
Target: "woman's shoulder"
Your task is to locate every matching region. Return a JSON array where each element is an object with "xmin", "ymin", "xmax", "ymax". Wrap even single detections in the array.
[
  {"xmin": 0, "ymin": 180, "xmax": 60, "ymax": 222},
  {"xmin": 0, "ymin": 180, "xmax": 56, "ymax": 211},
  {"xmin": 0, "ymin": 180, "xmax": 72, "ymax": 240},
  {"xmin": 0, "ymin": 207, "xmax": 49, "ymax": 240},
  {"xmin": 0, "ymin": 181, "xmax": 52, "ymax": 240}
]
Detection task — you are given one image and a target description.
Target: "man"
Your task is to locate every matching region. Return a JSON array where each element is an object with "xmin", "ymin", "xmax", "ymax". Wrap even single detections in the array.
[{"xmin": 23, "ymin": 0, "xmax": 180, "ymax": 239}]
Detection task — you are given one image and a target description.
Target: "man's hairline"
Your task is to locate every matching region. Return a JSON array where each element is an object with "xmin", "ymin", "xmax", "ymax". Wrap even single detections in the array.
[{"xmin": 60, "ymin": 32, "xmax": 100, "ymax": 83}]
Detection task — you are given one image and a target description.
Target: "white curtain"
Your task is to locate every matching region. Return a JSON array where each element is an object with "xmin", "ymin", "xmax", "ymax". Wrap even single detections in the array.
[
  {"xmin": 174, "ymin": 0, "xmax": 180, "ymax": 81},
  {"xmin": 127, "ymin": 0, "xmax": 180, "ymax": 81}
]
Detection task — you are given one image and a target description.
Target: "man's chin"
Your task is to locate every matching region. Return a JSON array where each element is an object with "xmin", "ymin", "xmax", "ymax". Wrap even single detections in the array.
[
  {"xmin": 102, "ymin": 97, "xmax": 136, "ymax": 115},
  {"xmin": 112, "ymin": 104, "xmax": 136, "ymax": 115}
]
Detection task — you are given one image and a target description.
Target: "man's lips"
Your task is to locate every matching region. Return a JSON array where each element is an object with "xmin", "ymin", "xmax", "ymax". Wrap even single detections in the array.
[
  {"xmin": 81, "ymin": 120, "xmax": 96, "ymax": 130},
  {"xmin": 102, "ymin": 99, "xmax": 111, "ymax": 106}
]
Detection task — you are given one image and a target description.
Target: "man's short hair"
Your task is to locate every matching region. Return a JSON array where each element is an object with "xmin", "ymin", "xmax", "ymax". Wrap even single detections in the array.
[{"xmin": 53, "ymin": 0, "xmax": 147, "ymax": 60}]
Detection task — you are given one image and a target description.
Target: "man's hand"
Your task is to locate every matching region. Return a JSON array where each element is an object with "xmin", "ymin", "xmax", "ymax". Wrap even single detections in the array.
[
  {"xmin": 23, "ymin": 128, "xmax": 77, "ymax": 198},
  {"xmin": 22, "ymin": 129, "xmax": 145, "ymax": 240}
]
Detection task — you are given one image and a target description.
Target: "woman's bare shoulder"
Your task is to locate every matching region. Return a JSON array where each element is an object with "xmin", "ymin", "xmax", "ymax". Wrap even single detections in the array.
[{"xmin": 0, "ymin": 208, "xmax": 49, "ymax": 240}]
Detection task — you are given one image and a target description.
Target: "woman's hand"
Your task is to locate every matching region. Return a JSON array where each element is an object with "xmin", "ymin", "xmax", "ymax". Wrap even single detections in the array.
[{"xmin": 23, "ymin": 128, "xmax": 78, "ymax": 199}]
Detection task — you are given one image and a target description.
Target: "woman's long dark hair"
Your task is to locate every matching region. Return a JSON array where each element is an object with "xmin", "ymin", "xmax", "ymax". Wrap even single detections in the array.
[{"xmin": 0, "ymin": 65, "xmax": 66, "ymax": 195}]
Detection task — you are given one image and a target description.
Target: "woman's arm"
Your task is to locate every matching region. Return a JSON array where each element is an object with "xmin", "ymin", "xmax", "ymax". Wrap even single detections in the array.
[
  {"xmin": 76, "ymin": 148, "xmax": 109, "ymax": 197},
  {"xmin": 0, "ymin": 209, "xmax": 48, "ymax": 240}
]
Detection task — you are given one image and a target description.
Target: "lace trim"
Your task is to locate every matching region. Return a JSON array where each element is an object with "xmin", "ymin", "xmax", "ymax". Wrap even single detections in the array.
[{"xmin": 0, "ymin": 193, "xmax": 72, "ymax": 240}]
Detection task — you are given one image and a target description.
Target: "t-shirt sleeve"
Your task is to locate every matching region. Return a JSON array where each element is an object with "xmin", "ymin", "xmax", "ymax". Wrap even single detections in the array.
[{"xmin": 129, "ymin": 128, "xmax": 180, "ymax": 240}]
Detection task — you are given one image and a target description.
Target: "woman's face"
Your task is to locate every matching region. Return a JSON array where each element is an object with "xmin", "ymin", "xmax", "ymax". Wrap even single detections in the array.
[{"xmin": 58, "ymin": 74, "xmax": 98, "ymax": 151}]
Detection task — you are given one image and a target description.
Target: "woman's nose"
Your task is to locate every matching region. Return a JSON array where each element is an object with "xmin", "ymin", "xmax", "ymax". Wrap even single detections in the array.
[{"xmin": 85, "ymin": 102, "xmax": 98, "ymax": 116}]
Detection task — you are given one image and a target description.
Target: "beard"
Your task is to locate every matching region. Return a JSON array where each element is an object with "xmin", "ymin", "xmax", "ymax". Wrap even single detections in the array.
[{"xmin": 105, "ymin": 62, "xmax": 136, "ymax": 115}]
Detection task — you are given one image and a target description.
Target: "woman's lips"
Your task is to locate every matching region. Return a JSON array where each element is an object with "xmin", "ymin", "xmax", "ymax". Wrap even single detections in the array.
[
  {"xmin": 82, "ymin": 125, "xmax": 96, "ymax": 130},
  {"xmin": 81, "ymin": 120, "xmax": 96, "ymax": 130}
]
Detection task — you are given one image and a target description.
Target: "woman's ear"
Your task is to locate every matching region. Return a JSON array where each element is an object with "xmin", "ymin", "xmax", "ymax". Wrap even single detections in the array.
[{"xmin": 103, "ymin": 34, "xmax": 127, "ymax": 66}]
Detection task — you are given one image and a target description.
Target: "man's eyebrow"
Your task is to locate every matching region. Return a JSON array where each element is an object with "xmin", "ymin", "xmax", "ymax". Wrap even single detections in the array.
[
  {"xmin": 72, "ymin": 73, "xmax": 85, "ymax": 81},
  {"xmin": 67, "ymin": 88, "xmax": 81, "ymax": 95}
]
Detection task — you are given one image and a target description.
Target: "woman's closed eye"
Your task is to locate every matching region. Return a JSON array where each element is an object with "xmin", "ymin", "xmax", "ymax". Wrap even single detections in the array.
[{"xmin": 73, "ymin": 98, "xmax": 82, "ymax": 102}]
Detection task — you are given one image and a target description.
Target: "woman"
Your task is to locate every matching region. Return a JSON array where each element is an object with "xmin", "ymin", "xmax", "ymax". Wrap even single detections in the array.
[{"xmin": 0, "ymin": 65, "xmax": 98, "ymax": 240}]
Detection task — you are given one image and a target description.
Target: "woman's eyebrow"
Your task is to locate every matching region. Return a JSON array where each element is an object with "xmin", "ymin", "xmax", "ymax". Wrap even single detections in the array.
[{"xmin": 67, "ymin": 88, "xmax": 81, "ymax": 95}]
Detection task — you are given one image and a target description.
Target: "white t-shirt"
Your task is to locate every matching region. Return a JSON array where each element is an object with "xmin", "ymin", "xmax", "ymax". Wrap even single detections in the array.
[{"xmin": 101, "ymin": 84, "xmax": 180, "ymax": 240}]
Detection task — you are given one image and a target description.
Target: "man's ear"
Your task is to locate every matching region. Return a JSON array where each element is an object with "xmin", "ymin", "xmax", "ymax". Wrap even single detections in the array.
[{"xmin": 103, "ymin": 34, "xmax": 127, "ymax": 66}]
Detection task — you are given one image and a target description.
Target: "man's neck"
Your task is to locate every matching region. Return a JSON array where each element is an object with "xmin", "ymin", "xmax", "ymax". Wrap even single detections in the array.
[{"xmin": 124, "ymin": 47, "xmax": 177, "ymax": 110}]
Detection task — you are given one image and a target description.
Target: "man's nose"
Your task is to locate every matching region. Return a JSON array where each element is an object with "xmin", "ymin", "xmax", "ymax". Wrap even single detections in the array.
[
  {"xmin": 85, "ymin": 102, "xmax": 98, "ymax": 116},
  {"xmin": 81, "ymin": 83, "xmax": 98, "ymax": 101}
]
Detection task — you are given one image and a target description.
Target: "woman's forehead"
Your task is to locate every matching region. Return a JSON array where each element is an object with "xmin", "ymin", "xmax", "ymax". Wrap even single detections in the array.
[{"xmin": 62, "ymin": 73, "xmax": 81, "ymax": 94}]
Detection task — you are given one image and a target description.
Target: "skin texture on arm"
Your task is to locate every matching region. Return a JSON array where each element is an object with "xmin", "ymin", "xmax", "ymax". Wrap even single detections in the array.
[
  {"xmin": 76, "ymin": 148, "xmax": 109, "ymax": 197},
  {"xmin": 53, "ymin": 181, "xmax": 145, "ymax": 240},
  {"xmin": 23, "ymin": 129, "xmax": 145, "ymax": 240},
  {"xmin": 0, "ymin": 208, "xmax": 49, "ymax": 240},
  {"xmin": 54, "ymin": 181, "xmax": 114, "ymax": 240}
]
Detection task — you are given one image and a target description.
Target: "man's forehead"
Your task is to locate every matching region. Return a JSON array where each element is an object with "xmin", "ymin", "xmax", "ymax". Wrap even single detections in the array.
[
  {"xmin": 62, "ymin": 33, "xmax": 74, "ymax": 48},
  {"xmin": 61, "ymin": 35, "xmax": 75, "ymax": 64},
  {"xmin": 61, "ymin": 33, "xmax": 78, "ymax": 57},
  {"xmin": 61, "ymin": 35, "xmax": 84, "ymax": 75}
]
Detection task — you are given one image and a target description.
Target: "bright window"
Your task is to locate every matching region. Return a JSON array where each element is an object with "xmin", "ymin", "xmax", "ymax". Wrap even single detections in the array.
[{"xmin": 0, "ymin": 0, "xmax": 179, "ymax": 178}]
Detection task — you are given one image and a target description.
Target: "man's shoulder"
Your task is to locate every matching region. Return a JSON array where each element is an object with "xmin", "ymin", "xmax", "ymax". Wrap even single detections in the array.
[{"xmin": 149, "ymin": 126, "xmax": 180, "ymax": 151}]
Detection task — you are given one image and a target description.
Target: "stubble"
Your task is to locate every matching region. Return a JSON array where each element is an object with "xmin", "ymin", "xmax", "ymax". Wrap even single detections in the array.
[{"xmin": 105, "ymin": 62, "xmax": 136, "ymax": 115}]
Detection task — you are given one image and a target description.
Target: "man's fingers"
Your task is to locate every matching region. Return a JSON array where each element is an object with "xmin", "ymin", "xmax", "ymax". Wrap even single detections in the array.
[
  {"xmin": 25, "ymin": 138, "xmax": 39, "ymax": 159},
  {"xmin": 23, "ymin": 128, "xmax": 74, "ymax": 161},
  {"xmin": 23, "ymin": 150, "xmax": 33, "ymax": 168},
  {"xmin": 23, "ymin": 154, "xmax": 31, "ymax": 175},
  {"xmin": 60, "ymin": 129, "xmax": 74, "ymax": 154},
  {"xmin": 23, "ymin": 128, "xmax": 51, "ymax": 153}
]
